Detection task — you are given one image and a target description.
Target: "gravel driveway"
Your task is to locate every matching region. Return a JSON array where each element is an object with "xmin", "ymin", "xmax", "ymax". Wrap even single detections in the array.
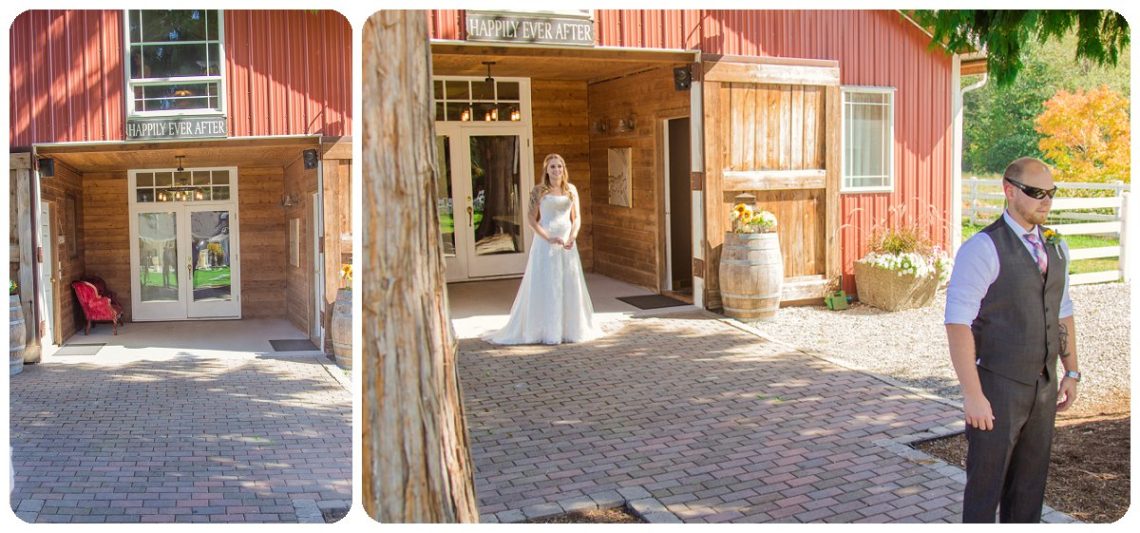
[{"xmin": 751, "ymin": 283, "xmax": 1131, "ymax": 416}]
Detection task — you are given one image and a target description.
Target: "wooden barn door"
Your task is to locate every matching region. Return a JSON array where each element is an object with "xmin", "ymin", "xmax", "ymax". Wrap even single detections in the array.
[{"xmin": 701, "ymin": 56, "xmax": 841, "ymax": 309}]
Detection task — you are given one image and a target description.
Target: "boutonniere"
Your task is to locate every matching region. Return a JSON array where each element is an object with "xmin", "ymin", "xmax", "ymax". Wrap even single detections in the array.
[{"xmin": 1042, "ymin": 228, "xmax": 1061, "ymax": 246}]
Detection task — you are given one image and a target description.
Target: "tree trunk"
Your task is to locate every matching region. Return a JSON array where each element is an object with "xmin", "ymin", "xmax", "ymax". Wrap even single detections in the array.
[{"xmin": 362, "ymin": 11, "xmax": 479, "ymax": 523}]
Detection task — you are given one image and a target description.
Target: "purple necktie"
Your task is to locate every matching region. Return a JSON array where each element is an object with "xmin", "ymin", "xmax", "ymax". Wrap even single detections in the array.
[{"xmin": 1024, "ymin": 233, "xmax": 1048, "ymax": 275}]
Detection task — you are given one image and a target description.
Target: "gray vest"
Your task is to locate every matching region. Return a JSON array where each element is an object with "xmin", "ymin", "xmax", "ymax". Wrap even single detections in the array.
[{"xmin": 972, "ymin": 219, "xmax": 1066, "ymax": 385}]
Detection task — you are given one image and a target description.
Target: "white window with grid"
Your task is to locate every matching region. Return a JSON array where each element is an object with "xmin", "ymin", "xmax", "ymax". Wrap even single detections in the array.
[
  {"xmin": 125, "ymin": 10, "xmax": 225, "ymax": 116},
  {"xmin": 433, "ymin": 77, "xmax": 528, "ymax": 123},
  {"xmin": 841, "ymin": 87, "xmax": 895, "ymax": 192}
]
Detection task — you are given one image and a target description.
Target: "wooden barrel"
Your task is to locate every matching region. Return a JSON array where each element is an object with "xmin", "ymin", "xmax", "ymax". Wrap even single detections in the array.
[
  {"xmin": 719, "ymin": 232, "xmax": 784, "ymax": 321},
  {"xmin": 331, "ymin": 289, "xmax": 352, "ymax": 370},
  {"xmin": 10, "ymin": 294, "xmax": 26, "ymax": 376}
]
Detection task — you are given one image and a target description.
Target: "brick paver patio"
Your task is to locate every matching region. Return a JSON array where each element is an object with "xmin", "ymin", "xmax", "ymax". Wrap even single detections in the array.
[
  {"xmin": 459, "ymin": 311, "xmax": 1073, "ymax": 523},
  {"xmin": 10, "ymin": 355, "xmax": 351, "ymax": 523}
]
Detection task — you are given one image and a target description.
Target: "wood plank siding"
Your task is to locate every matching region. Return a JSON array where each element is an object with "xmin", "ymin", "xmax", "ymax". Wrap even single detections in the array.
[
  {"xmin": 78, "ymin": 168, "xmax": 289, "ymax": 326},
  {"xmin": 532, "ymin": 80, "xmax": 592, "ymax": 269},
  {"xmin": 39, "ymin": 162, "xmax": 87, "ymax": 341},
  {"xmin": 79, "ymin": 171, "xmax": 132, "ymax": 322},
  {"xmin": 284, "ymin": 157, "xmax": 316, "ymax": 338},
  {"xmin": 702, "ymin": 65, "xmax": 839, "ymax": 307},
  {"xmin": 320, "ymin": 145, "xmax": 353, "ymax": 352},
  {"xmin": 587, "ymin": 66, "xmax": 689, "ymax": 290},
  {"xmin": 236, "ymin": 168, "xmax": 288, "ymax": 319},
  {"xmin": 10, "ymin": 10, "xmax": 352, "ymax": 146}
]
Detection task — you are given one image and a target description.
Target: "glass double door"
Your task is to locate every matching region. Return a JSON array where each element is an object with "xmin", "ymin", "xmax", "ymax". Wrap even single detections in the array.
[
  {"xmin": 435, "ymin": 123, "xmax": 533, "ymax": 281},
  {"xmin": 131, "ymin": 206, "xmax": 240, "ymax": 320}
]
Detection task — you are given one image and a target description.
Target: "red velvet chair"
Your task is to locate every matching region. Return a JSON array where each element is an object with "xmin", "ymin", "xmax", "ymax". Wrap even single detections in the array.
[
  {"xmin": 72, "ymin": 280, "xmax": 124, "ymax": 335},
  {"xmin": 80, "ymin": 275, "xmax": 123, "ymax": 309}
]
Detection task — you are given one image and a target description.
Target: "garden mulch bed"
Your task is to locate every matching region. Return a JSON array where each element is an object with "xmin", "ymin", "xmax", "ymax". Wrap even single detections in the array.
[
  {"xmin": 321, "ymin": 507, "xmax": 350, "ymax": 523},
  {"xmin": 526, "ymin": 506, "xmax": 645, "ymax": 524},
  {"xmin": 916, "ymin": 399, "xmax": 1130, "ymax": 523}
]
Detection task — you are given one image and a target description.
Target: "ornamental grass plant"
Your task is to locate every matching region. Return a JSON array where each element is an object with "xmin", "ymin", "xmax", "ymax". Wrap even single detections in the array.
[{"xmin": 861, "ymin": 225, "xmax": 952, "ymax": 284}]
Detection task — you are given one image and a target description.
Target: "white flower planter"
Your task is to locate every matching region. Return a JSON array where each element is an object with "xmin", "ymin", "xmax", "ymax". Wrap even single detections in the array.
[{"xmin": 853, "ymin": 260, "xmax": 939, "ymax": 312}]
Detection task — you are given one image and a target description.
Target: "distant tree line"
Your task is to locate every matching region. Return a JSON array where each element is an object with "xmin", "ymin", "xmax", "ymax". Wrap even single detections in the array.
[
  {"xmin": 911, "ymin": 11, "xmax": 1131, "ymax": 182},
  {"xmin": 963, "ymin": 33, "xmax": 1130, "ymax": 181}
]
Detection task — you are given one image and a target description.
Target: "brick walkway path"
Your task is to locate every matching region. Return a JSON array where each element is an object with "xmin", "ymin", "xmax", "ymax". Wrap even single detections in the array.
[
  {"xmin": 460, "ymin": 311, "xmax": 1067, "ymax": 523},
  {"xmin": 10, "ymin": 355, "xmax": 351, "ymax": 523}
]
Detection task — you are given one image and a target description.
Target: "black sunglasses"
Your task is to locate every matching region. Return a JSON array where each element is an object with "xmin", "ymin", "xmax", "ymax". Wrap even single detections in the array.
[{"xmin": 1004, "ymin": 177, "xmax": 1058, "ymax": 200}]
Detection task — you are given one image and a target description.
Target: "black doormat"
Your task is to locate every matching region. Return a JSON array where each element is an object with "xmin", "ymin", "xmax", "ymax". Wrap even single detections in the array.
[
  {"xmin": 268, "ymin": 339, "xmax": 319, "ymax": 352},
  {"xmin": 616, "ymin": 294, "xmax": 689, "ymax": 310},
  {"xmin": 54, "ymin": 343, "xmax": 105, "ymax": 356}
]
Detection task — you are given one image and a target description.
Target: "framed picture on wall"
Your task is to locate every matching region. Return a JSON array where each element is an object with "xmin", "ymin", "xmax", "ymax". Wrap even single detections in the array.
[
  {"xmin": 608, "ymin": 147, "xmax": 632, "ymax": 208},
  {"xmin": 289, "ymin": 218, "xmax": 300, "ymax": 267},
  {"xmin": 65, "ymin": 193, "xmax": 78, "ymax": 258}
]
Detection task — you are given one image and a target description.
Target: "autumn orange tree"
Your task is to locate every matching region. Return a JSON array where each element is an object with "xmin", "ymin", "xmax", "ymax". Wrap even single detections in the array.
[{"xmin": 1034, "ymin": 85, "xmax": 1130, "ymax": 183}]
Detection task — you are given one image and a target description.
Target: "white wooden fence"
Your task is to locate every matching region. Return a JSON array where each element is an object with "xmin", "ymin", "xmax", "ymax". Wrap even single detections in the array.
[{"xmin": 963, "ymin": 177, "xmax": 1131, "ymax": 285}]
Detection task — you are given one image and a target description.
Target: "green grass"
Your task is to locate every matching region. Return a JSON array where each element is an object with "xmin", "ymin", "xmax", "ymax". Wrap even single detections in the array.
[
  {"xmin": 194, "ymin": 267, "xmax": 230, "ymax": 288},
  {"xmin": 961, "ymin": 223, "xmax": 1119, "ymax": 275},
  {"xmin": 439, "ymin": 212, "xmax": 483, "ymax": 234},
  {"xmin": 139, "ymin": 267, "xmax": 231, "ymax": 288}
]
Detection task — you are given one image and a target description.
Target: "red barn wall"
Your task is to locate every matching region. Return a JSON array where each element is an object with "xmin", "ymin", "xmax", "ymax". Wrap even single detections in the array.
[{"xmin": 9, "ymin": 9, "xmax": 352, "ymax": 147}]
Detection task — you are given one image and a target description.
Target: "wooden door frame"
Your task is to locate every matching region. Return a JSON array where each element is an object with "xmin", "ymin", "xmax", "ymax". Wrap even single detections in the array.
[
  {"xmin": 127, "ymin": 167, "xmax": 242, "ymax": 321},
  {"xmin": 39, "ymin": 200, "xmax": 62, "ymax": 346},
  {"xmin": 655, "ymin": 109, "xmax": 693, "ymax": 294},
  {"xmin": 435, "ymin": 121, "xmax": 535, "ymax": 281},
  {"xmin": 699, "ymin": 54, "xmax": 841, "ymax": 309}
]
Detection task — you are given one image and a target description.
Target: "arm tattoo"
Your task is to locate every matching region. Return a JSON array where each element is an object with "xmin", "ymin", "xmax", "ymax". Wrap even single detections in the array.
[
  {"xmin": 1058, "ymin": 322, "xmax": 1072, "ymax": 359},
  {"xmin": 528, "ymin": 185, "xmax": 544, "ymax": 223}
]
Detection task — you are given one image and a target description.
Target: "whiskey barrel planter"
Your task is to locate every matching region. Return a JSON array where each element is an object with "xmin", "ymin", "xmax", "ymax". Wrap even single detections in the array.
[
  {"xmin": 853, "ymin": 260, "xmax": 938, "ymax": 312},
  {"xmin": 10, "ymin": 294, "xmax": 25, "ymax": 376},
  {"xmin": 331, "ymin": 289, "xmax": 353, "ymax": 370},
  {"xmin": 719, "ymin": 232, "xmax": 784, "ymax": 321}
]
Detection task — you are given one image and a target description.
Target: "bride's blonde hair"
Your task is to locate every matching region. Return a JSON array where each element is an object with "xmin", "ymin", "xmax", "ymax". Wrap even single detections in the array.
[{"xmin": 537, "ymin": 153, "xmax": 574, "ymax": 201}]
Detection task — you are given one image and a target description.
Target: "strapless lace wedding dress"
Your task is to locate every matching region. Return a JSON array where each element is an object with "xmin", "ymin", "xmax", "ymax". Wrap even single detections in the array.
[{"xmin": 485, "ymin": 194, "xmax": 602, "ymax": 345}]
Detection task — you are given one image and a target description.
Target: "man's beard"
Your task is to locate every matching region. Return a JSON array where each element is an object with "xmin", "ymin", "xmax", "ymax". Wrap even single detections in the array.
[{"xmin": 1020, "ymin": 205, "xmax": 1049, "ymax": 226}]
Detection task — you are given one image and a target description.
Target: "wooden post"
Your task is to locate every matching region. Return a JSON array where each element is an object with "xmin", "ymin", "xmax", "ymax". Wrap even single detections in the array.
[
  {"xmin": 1112, "ymin": 180, "xmax": 1124, "ymax": 219},
  {"xmin": 1119, "ymin": 192, "xmax": 1130, "ymax": 282},
  {"xmin": 362, "ymin": 11, "xmax": 479, "ymax": 523},
  {"xmin": 12, "ymin": 154, "xmax": 41, "ymax": 362}
]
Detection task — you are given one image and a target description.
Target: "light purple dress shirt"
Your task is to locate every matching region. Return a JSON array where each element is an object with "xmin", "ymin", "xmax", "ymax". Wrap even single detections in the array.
[{"xmin": 944, "ymin": 211, "xmax": 1073, "ymax": 326}]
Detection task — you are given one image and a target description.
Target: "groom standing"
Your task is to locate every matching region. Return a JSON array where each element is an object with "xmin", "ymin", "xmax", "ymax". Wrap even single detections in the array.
[{"xmin": 944, "ymin": 157, "xmax": 1081, "ymax": 522}]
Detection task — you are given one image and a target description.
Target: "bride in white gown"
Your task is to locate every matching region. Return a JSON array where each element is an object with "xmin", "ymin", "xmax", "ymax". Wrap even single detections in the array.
[{"xmin": 485, "ymin": 153, "xmax": 602, "ymax": 345}]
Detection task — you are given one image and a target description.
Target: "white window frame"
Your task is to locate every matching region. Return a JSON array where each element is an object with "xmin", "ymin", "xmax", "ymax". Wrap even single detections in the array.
[
  {"xmin": 124, "ymin": 9, "xmax": 227, "ymax": 118},
  {"xmin": 433, "ymin": 76, "xmax": 531, "ymax": 125},
  {"xmin": 840, "ymin": 86, "xmax": 895, "ymax": 193}
]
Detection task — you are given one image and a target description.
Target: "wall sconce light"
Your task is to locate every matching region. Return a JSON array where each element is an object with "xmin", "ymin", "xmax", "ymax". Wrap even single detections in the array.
[
  {"xmin": 281, "ymin": 194, "xmax": 298, "ymax": 208},
  {"xmin": 673, "ymin": 65, "xmax": 693, "ymax": 91},
  {"xmin": 303, "ymin": 148, "xmax": 319, "ymax": 170},
  {"xmin": 617, "ymin": 113, "xmax": 637, "ymax": 133},
  {"xmin": 592, "ymin": 118, "xmax": 609, "ymax": 134},
  {"xmin": 38, "ymin": 158, "xmax": 55, "ymax": 177}
]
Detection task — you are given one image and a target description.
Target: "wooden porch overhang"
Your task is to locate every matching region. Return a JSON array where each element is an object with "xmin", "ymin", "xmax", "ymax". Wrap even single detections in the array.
[
  {"xmin": 33, "ymin": 136, "xmax": 332, "ymax": 174},
  {"xmin": 431, "ymin": 41, "xmax": 698, "ymax": 83}
]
